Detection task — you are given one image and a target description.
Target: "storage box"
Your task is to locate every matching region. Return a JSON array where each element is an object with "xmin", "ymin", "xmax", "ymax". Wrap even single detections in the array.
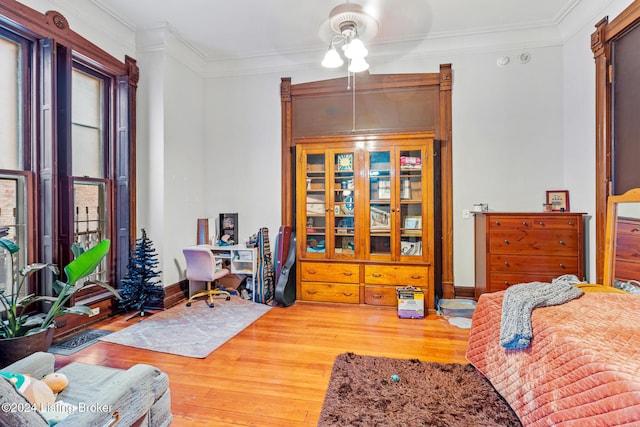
[
  {"xmin": 396, "ymin": 286, "xmax": 424, "ymax": 319},
  {"xmin": 438, "ymin": 299, "xmax": 477, "ymax": 318}
]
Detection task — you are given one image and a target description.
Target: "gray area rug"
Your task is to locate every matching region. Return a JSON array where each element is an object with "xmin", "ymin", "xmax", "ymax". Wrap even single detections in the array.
[
  {"xmin": 99, "ymin": 297, "xmax": 272, "ymax": 358},
  {"xmin": 48, "ymin": 329, "xmax": 112, "ymax": 356}
]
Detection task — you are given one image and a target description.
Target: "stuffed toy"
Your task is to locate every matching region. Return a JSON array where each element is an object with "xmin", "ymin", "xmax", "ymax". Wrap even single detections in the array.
[
  {"xmin": 0, "ymin": 371, "xmax": 55, "ymax": 410},
  {"xmin": 42, "ymin": 372, "xmax": 69, "ymax": 394}
]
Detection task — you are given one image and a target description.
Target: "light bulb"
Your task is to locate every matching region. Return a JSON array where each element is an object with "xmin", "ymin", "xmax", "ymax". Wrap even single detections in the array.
[
  {"xmin": 321, "ymin": 46, "xmax": 344, "ymax": 68},
  {"xmin": 344, "ymin": 38, "xmax": 368, "ymax": 59},
  {"xmin": 348, "ymin": 57, "xmax": 369, "ymax": 73}
]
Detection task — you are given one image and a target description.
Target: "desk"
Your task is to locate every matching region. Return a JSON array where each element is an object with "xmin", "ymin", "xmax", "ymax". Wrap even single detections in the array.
[{"xmin": 186, "ymin": 244, "xmax": 258, "ymax": 301}]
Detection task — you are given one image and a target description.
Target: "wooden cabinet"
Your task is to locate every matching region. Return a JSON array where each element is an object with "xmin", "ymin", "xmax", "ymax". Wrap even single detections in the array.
[
  {"xmin": 296, "ymin": 134, "xmax": 438, "ymax": 309},
  {"xmin": 474, "ymin": 212, "xmax": 586, "ymax": 297}
]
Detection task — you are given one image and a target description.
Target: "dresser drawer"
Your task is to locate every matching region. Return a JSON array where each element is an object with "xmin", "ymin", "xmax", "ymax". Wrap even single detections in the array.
[
  {"xmin": 300, "ymin": 282, "xmax": 359, "ymax": 303},
  {"xmin": 364, "ymin": 265, "xmax": 429, "ymax": 287},
  {"xmin": 301, "ymin": 262, "xmax": 359, "ymax": 283},
  {"xmin": 488, "ymin": 217, "xmax": 534, "ymax": 229},
  {"xmin": 489, "ymin": 230, "xmax": 578, "ymax": 255},
  {"xmin": 614, "ymin": 259, "xmax": 640, "ymax": 282},
  {"xmin": 530, "ymin": 216, "xmax": 581, "ymax": 230},
  {"xmin": 364, "ymin": 286, "xmax": 397, "ymax": 306},
  {"xmin": 489, "ymin": 254, "xmax": 578, "ymax": 274},
  {"xmin": 489, "ymin": 273, "xmax": 562, "ymax": 291}
]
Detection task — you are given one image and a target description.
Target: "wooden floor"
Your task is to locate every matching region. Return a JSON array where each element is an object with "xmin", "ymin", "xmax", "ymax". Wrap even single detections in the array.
[{"xmin": 54, "ymin": 301, "xmax": 471, "ymax": 426}]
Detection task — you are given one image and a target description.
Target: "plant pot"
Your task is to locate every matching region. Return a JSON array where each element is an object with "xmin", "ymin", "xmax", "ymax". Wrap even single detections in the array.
[{"xmin": 0, "ymin": 327, "xmax": 54, "ymax": 367}]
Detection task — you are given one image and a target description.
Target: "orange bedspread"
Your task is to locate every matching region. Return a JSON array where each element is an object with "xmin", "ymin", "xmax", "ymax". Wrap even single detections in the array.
[{"xmin": 466, "ymin": 291, "xmax": 640, "ymax": 426}]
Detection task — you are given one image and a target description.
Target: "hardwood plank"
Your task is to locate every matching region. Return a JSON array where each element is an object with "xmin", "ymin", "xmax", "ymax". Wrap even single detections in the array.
[{"xmin": 55, "ymin": 301, "xmax": 470, "ymax": 425}]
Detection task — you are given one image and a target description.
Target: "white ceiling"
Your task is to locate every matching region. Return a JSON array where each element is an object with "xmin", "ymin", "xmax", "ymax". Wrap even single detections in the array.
[{"xmin": 91, "ymin": 0, "xmax": 585, "ymax": 65}]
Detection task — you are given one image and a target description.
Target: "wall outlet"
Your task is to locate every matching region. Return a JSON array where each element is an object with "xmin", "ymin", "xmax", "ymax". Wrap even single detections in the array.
[
  {"xmin": 462, "ymin": 209, "xmax": 471, "ymax": 219},
  {"xmin": 89, "ymin": 307, "xmax": 100, "ymax": 317}
]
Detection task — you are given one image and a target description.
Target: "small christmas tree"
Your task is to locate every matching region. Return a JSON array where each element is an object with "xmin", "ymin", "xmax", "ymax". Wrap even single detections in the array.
[{"xmin": 119, "ymin": 229, "xmax": 164, "ymax": 320}]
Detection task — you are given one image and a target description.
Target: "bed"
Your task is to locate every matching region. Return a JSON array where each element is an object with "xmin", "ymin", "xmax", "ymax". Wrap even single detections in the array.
[{"xmin": 466, "ymin": 290, "xmax": 640, "ymax": 426}]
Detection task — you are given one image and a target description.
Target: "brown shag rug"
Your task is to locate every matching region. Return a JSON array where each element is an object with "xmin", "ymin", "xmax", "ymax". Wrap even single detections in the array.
[{"xmin": 319, "ymin": 353, "xmax": 522, "ymax": 427}]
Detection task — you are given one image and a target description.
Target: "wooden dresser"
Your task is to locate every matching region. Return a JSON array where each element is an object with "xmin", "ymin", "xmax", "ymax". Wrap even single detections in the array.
[
  {"xmin": 474, "ymin": 212, "xmax": 586, "ymax": 298},
  {"xmin": 614, "ymin": 217, "xmax": 640, "ymax": 282}
]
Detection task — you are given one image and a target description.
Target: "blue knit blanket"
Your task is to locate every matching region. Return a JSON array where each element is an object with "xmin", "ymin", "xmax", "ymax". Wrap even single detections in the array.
[{"xmin": 499, "ymin": 281, "xmax": 584, "ymax": 350}]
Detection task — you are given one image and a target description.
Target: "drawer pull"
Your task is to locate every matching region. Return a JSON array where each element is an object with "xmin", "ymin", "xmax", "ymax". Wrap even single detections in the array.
[
  {"xmin": 559, "ymin": 263, "xmax": 566, "ymax": 268},
  {"xmin": 372, "ymin": 294, "xmax": 382, "ymax": 299},
  {"xmin": 410, "ymin": 275, "xmax": 422, "ymax": 279},
  {"xmin": 307, "ymin": 289, "xmax": 317, "ymax": 294},
  {"xmin": 495, "ymin": 221, "xmax": 501, "ymax": 226},
  {"xmin": 307, "ymin": 270, "xmax": 317, "ymax": 275},
  {"xmin": 568, "ymin": 221, "xmax": 574, "ymax": 226},
  {"xmin": 343, "ymin": 292, "xmax": 353, "ymax": 296},
  {"xmin": 372, "ymin": 273, "xmax": 382, "ymax": 278},
  {"xmin": 559, "ymin": 240, "xmax": 565, "ymax": 245},
  {"xmin": 504, "ymin": 280, "xmax": 510, "ymax": 286},
  {"xmin": 522, "ymin": 221, "xmax": 527, "ymax": 226},
  {"xmin": 343, "ymin": 272, "xmax": 353, "ymax": 276},
  {"xmin": 539, "ymin": 221, "xmax": 544, "ymax": 226},
  {"xmin": 504, "ymin": 261, "xmax": 510, "ymax": 267},
  {"xmin": 632, "ymin": 228, "xmax": 640, "ymax": 232},
  {"xmin": 504, "ymin": 239, "xmax": 510, "ymax": 244}
]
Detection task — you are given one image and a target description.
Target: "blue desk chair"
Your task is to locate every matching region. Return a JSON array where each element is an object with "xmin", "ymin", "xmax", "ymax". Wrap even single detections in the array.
[{"xmin": 183, "ymin": 247, "xmax": 231, "ymax": 308}]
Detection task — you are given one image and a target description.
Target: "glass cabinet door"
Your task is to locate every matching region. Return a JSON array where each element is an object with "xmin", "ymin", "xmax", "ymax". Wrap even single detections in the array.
[
  {"xmin": 332, "ymin": 151, "xmax": 356, "ymax": 257},
  {"xmin": 398, "ymin": 149, "xmax": 424, "ymax": 259},
  {"xmin": 368, "ymin": 150, "xmax": 392, "ymax": 257},
  {"xmin": 367, "ymin": 147, "xmax": 426, "ymax": 260},
  {"xmin": 304, "ymin": 152, "xmax": 327, "ymax": 256}
]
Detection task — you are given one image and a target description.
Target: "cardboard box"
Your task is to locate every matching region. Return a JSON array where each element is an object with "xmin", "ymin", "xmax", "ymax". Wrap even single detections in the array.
[{"xmin": 396, "ymin": 286, "xmax": 425, "ymax": 319}]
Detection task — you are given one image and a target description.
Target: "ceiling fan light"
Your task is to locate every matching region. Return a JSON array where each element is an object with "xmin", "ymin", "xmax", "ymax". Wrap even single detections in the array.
[
  {"xmin": 348, "ymin": 57, "xmax": 369, "ymax": 73},
  {"xmin": 344, "ymin": 38, "xmax": 367, "ymax": 59},
  {"xmin": 321, "ymin": 46, "xmax": 344, "ymax": 68}
]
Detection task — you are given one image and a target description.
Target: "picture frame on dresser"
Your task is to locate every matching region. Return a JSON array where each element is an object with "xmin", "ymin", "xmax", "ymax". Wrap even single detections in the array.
[{"xmin": 546, "ymin": 190, "xmax": 570, "ymax": 212}]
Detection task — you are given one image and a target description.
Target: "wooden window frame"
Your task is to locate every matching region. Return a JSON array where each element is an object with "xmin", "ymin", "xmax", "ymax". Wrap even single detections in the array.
[{"xmin": 592, "ymin": 0, "xmax": 640, "ymax": 284}]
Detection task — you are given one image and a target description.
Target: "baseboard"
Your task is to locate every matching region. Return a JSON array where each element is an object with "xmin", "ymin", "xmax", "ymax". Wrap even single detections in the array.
[
  {"xmin": 454, "ymin": 286, "xmax": 475, "ymax": 300},
  {"xmin": 157, "ymin": 280, "xmax": 189, "ymax": 309}
]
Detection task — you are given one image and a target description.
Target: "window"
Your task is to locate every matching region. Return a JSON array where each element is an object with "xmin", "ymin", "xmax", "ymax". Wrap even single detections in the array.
[
  {"xmin": 0, "ymin": 4, "xmax": 138, "ymax": 323},
  {"xmin": 0, "ymin": 28, "xmax": 31, "ymax": 297},
  {"xmin": 0, "ymin": 34, "xmax": 21, "ymax": 170},
  {"xmin": 0, "ymin": 175, "xmax": 28, "ymax": 296},
  {"xmin": 72, "ymin": 68, "xmax": 104, "ymax": 178}
]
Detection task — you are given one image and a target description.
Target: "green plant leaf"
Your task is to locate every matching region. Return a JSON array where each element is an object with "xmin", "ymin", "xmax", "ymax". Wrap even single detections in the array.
[
  {"xmin": 64, "ymin": 239, "xmax": 110, "ymax": 286},
  {"xmin": 60, "ymin": 305, "xmax": 93, "ymax": 316},
  {"xmin": 84, "ymin": 280, "xmax": 122, "ymax": 300},
  {"xmin": 71, "ymin": 243, "xmax": 85, "ymax": 258},
  {"xmin": 20, "ymin": 263, "xmax": 59, "ymax": 277},
  {"xmin": 0, "ymin": 238, "xmax": 19, "ymax": 254}
]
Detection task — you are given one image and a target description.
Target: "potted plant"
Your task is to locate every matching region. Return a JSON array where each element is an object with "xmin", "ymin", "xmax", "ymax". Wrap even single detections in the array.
[{"xmin": 0, "ymin": 230, "xmax": 120, "ymax": 366}]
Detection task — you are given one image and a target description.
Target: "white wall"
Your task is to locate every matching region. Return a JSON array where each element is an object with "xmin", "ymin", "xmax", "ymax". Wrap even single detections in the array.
[
  {"xmin": 14, "ymin": 0, "xmax": 636, "ymax": 289},
  {"xmin": 134, "ymin": 29, "xmax": 207, "ymax": 286}
]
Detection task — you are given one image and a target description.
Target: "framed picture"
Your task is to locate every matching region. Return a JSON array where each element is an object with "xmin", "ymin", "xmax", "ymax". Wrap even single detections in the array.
[
  {"xmin": 403, "ymin": 216, "xmax": 422, "ymax": 233},
  {"xmin": 370, "ymin": 206, "xmax": 390, "ymax": 231},
  {"xmin": 336, "ymin": 153, "xmax": 353, "ymax": 171},
  {"xmin": 546, "ymin": 190, "xmax": 570, "ymax": 212}
]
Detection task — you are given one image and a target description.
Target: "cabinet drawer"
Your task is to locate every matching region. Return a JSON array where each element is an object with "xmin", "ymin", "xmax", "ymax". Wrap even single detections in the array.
[
  {"xmin": 531, "ymin": 216, "xmax": 581, "ymax": 230},
  {"xmin": 300, "ymin": 282, "xmax": 359, "ymax": 303},
  {"xmin": 488, "ymin": 217, "xmax": 533, "ymax": 229},
  {"xmin": 301, "ymin": 262, "xmax": 359, "ymax": 283},
  {"xmin": 489, "ymin": 230, "xmax": 578, "ymax": 255},
  {"xmin": 364, "ymin": 286, "xmax": 397, "ymax": 306},
  {"xmin": 364, "ymin": 265, "xmax": 429, "ymax": 287},
  {"xmin": 489, "ymin": 273, "xmax": 562, "ymax": 292},
  {"xmin": 489, "ymin": 254, "xmax": 578, "ymax": 274}
]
